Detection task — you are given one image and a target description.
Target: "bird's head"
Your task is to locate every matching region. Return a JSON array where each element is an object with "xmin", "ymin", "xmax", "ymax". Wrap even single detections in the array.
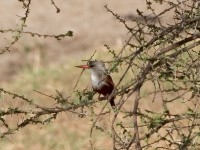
[{"xmin": 75, "ymin": 60, "xmax": 106, "ymax": 71}]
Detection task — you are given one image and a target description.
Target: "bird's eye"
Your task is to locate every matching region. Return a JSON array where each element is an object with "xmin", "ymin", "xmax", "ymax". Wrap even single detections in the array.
[{"xmin": 90, "ymin": 65, "xmax": 94, "ymax": 68}]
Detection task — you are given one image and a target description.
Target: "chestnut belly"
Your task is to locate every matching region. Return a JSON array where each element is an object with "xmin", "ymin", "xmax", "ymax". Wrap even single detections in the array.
[{"xmin": 92, "ymin": 82, "xmax": 114, "ymax": 96}]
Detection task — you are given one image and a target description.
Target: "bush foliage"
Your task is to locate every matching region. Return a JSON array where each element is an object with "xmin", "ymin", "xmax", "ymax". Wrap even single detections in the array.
[{"xmin": 0, "ymin": 0, "xmax": 200, "ymax": 149}]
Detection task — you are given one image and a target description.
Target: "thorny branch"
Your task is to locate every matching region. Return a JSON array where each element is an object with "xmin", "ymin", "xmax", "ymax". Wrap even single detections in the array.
[
  {"xmin": 0, "ymin": 0, "xmax": 73, "ymax": 54},
  {"xmin": 0, "ymin": 0, "xmax": 200, "ymax": 149},
  {"xmin": 0, "ymin": 0, "xmax": 31, "ymax": 54}
]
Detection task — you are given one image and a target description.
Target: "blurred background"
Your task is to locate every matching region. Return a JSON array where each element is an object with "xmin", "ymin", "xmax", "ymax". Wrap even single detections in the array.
[{"xmin": 0, "ymin": 1, "xmax": 171, "ymax": 149}]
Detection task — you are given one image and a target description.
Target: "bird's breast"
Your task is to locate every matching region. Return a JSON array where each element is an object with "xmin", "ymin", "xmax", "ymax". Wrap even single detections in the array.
[
  {"xmin": 91, "ymin": 72, "xmax": 102, "ymax": 89},
  {"xmin": 90, "ymin": 71, "xmax": 114, "ymax": 96}
]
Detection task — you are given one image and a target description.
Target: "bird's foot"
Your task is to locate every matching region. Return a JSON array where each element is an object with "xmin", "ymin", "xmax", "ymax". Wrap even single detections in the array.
[{"xmin": 98, "ymin": 95, "xmax": 106, "ymax": 101}]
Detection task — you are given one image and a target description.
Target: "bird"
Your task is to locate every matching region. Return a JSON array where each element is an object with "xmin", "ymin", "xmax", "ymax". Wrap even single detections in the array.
[{"xmin": 75, "ymin": 60, "xmax": 115, "ymax": 108}]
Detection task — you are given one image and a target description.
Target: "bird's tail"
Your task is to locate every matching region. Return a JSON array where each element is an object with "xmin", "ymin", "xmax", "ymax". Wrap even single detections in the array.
[{"xmin": 109, "ymin": 95, "xmax": 115, "ymax": 109}]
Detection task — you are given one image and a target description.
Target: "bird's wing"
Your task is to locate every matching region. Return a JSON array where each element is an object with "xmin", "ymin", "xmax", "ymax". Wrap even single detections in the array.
[{"xmin": 101, "ymin": 75, "xmax": 114, "ymax": 88}]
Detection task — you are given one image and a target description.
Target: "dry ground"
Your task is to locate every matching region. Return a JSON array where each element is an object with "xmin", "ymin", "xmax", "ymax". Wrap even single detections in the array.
[{"xmin": 0, "ymin": 1, "xmax": 174, "ymax": 150}]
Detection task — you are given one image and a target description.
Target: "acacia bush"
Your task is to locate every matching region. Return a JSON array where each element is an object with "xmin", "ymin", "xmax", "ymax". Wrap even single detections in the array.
[{"xmin": 0, "ymin": 0, "xmax": 200, "ymax": 149}]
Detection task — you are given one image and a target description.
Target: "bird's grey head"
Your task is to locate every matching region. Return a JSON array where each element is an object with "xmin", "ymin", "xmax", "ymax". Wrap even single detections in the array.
[{"xmin": 88, "ymin": 61, "xmax": 107, "ymax": 72}]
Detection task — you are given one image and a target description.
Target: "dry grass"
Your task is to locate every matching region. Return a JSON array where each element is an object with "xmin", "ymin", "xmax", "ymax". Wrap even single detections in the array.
[{"xmin": 1, "ymin": 50, "xmax": 198, "ymax": 149}]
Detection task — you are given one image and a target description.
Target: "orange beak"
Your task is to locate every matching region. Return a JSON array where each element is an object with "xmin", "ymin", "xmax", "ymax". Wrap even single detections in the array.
[{"xmin": 75, "ymin": 65, "xmax": 90, "ymax": 69}]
